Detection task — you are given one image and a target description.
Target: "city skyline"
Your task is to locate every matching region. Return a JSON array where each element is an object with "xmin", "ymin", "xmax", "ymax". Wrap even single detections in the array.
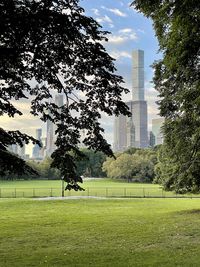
[{"xmin": 0, "ymin": 0, "xmax": 162, "ymax": 155}]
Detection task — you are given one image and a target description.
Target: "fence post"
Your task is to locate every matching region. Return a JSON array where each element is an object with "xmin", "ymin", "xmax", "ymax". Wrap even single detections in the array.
[
  {"xmin": 50, "ymin": 188, "xmax": 53, "ymax": 197},
  {"xmin": 106, "ymin": 188, "xmax": 108, "ymax": 197},
  {"xmin": 61, "ymin": 179, "xmax": 64, "ymax": 197},
  {"xmin": 143, "ymin": 188, "xmax": 145, "ymax": 198},
  {"xmin": 33, "ymin": 188, "xmax": 35, "ymax": 198},
  {"xmin": 14, "ymin": 188, "xmax": 16, "ymax": 198},
  {"xmin": 124, "ymin": 188, "xmax": 126, "ymax": 197}
]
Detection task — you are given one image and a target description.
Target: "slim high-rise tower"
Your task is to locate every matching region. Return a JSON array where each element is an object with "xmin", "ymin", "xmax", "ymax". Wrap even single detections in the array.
[
  {"xmin": 46, "ymin": 94, "xmax": 64, "ymax": 156},
  {"xmin": 113, "ymin": 50, "xmax": 148, "ymax": 151},
  {"xmin": 131, "ymin": 50, "xmax": 148, "ymax": 148},
  {"xmin": 132, "ymin": 50, "xmax": 144, "ymax": 101}
]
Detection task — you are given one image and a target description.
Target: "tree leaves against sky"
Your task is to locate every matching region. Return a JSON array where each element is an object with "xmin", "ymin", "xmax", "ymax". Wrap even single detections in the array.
[{"xmin": 0, "ymin": 0, "xmax": 130, "ymax": 190}]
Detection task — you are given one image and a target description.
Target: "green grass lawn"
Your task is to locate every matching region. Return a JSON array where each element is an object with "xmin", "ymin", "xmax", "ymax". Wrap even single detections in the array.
[
  {"xmin": 1, "ymin": 198, "xmax": 200, "ymax": 267},
  {"xmin": 0, "ymin": 178, "xmax": 158, "ymax": 188},
  {"xmin": 0, "ymin": 179, "xmax": 198, "ymax": 198}
]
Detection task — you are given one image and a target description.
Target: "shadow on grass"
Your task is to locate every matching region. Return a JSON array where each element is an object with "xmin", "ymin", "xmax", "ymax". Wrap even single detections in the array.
[{"xmin": 176, "ymin": 209, "xmax": 200, "ymax": 215}]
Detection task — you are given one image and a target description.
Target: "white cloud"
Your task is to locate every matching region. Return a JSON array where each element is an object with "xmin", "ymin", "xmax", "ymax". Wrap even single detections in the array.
[
  {"xmin": 110, "ymin": 50, "xmax": 131, "ymax": 60},
  {"xmin": 108, "ymin": 8, "xmax": 127, "ymax": 17},
  {"xmin": 119, "ymin": 28, "xmax": 133, "ymax": 34},
  {"xmin": 105, "ymin": 28, "xmax": 138, "ymax": 44},
  {"xmin": 137, "ymin": 29, "xmax": 145, "ymax": 34},
  {"xmin": 101, "ymin": 6, "xmax": 127, "ymax": 17},
  {"xmin": 96, "ymin": 15, "xmax": 113, "ymax": 24},
  {"xmin": 108, "ymin": 35, "xmax": 125, "ymax": 44},
  {"xmin": 91, "ymin": 8, "xmax": 100, "ymax": 16},
  {"xmin": 109, "ymin": 24, "xmax": 115, "ymax": 29},
  {"xmin": 129, "ymin": 32, "xmax": 138, "ymax": 40}
]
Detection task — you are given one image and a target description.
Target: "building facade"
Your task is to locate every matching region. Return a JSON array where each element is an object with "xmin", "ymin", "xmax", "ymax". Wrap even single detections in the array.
[
  {"xmin": 151, "ymin": 118, "xmax": 164, "ymax": 146},
  {"xmin": 32, "ymin": 128, "xmax": 43, "ymax": 159},
  {"xmin": 8, "ymin": 143, "xmax": 26, "ymax": 159},
  {"xmin": 113, "ymin": 50, "xmax": 148, "ymax": 151},
  {"xmin": 46, "ymin": 94, "xmax": 64, "ymax": 156}
]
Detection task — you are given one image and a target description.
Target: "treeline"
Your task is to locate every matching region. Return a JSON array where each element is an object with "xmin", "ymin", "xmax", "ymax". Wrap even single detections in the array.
[
  {"xmin": 3, "ymin": 146, "xmax": 179, "ymax": 190},
  {"xmin": 0, "ymin": 149, "xmax": 106, "ymax": 180},
  {"xmin": 103, "ymin": 147, "xmax": 158, "ymax": 183},
  {"xmin": 0, "ymin": 157, "xmax": 60, "ymax": 180}
]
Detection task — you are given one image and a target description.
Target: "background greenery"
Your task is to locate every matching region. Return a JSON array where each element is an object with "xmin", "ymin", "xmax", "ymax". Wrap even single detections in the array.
[
  {"xmin": 0, "ymin": 148, "xmax": 158, "ymax": 183},
  {"xmin": 3, "ymin": 144, "xmax": 200, "ymax": 194},
  {"xmin": 0, "ymin": 149, "xmax": 106, "ymax": 180},
  {"xmin": 103, "ymin": 147, "xmax": 158, "ymax": 183}
]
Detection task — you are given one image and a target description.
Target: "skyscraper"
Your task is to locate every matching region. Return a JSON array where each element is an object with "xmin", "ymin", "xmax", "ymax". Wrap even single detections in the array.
[
  {"xmin": 152, "ymin": 118, "xmax": 164, "ymax": 146},
  {"xmin": 132, "ymin": 50, "xmax": 145, "ymax": 101},
  {"xmin": 113, "ymin": 101, "xmax": 135, "ymax": 151},
  {"xmin": 46, "ymin": 94, "xmax": 64, "ymax": 156},
  {"xmin": 8, "ymin": 143, "xmax": 26, "ymax": 158},
  {"xmin": 113, "ymin": 50, "xmax": 148, "ymax": 151},
  {"xmin": 46, "ymin": 117, "xmax": 54, "ymax": 156},
  {"xmin": 8, "ymin": 144, "xmax": 18, "ymax": 155},
  {"xmin": 32, "ymin": 128, "xmax": 42, "ymax": 159}
]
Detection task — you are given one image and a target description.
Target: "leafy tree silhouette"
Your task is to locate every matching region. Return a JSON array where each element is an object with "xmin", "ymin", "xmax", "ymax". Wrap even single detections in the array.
[
  {"xmin": 0, "ymin": 0, "xmax": 130, "ymax": 190},
  {"xmin": 131, "ymin": 0, "xmax": 200, "ymax": 192}
]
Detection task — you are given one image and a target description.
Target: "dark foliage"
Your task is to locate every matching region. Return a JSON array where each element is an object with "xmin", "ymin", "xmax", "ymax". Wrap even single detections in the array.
[
  {"xmin": 131, "ymin": 0, "xmax": 200, "ymax": 192},
  {"xmin": 0, "ymin": 0, "xmax": 130, "ymax": 190},
  {"xmin": 0, "ymin": 128, "xmax": 39, "ymax": 176}
]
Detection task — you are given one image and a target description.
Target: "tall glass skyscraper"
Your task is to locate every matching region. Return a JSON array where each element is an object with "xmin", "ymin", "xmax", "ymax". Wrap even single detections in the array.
[{"xmin": 113, "ymin": 50, "xmax": 148, "ymax": 151}]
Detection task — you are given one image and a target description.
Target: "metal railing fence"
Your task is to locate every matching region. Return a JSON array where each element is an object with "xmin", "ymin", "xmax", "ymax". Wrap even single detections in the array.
[{"xmin": 0, "ymin": 187, "xmax": 200, "ymax": 198}]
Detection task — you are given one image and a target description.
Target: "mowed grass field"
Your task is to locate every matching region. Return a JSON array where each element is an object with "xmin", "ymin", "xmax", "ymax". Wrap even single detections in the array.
[
  {"xmin": 0, "ymin": 179, "xmax": 198, "ymax": 198},
  {"xmin": 1, "ymin": 198, "xmax": 200, "ymax": 267},
  {"xmin": 0, "ymin": 178, "xmax": 158, "ymax": 188}
]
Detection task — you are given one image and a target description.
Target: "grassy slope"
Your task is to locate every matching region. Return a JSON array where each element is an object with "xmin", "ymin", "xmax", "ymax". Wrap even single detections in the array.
[{"xmin": 1, "ymin": 198, "xmax": 200, "ymax": 267}]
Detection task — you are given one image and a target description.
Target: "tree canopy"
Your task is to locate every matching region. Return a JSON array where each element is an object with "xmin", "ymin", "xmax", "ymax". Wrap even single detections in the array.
[
  {"xmin": 131, "ymin": 0, "xmax": 200, "ymax": 192},
  {"xmin": 103, "ymin": 148, "xmax": 157, "ymax": 183},
  {"xmin": 0, "ymin": 0, "xmax": 130, "ymax": 190}
]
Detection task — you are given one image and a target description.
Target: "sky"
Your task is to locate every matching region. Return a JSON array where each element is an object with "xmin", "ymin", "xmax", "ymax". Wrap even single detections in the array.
[{"xmin": 0, "ymin": 0, "xmax": 162, "ymax": 155}]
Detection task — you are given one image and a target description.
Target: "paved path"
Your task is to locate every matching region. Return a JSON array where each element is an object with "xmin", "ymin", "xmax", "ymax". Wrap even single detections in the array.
[{"xmin": 35, "ymin": 196, "xmax": 107, "ymax": 201}]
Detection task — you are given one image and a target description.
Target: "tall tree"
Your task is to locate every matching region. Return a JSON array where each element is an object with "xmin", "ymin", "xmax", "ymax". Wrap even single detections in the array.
[
  {"xmin": 0, "ymin": 0, "xmax": 130, "ymax": 190},
  {"xmin": 103, "ymin": 149, "xmax": 157, "ymax": 183},
  {"xmin": 131, "ymin": 0, "xmax": 200, "ymax": 192},
  {"xmin": 75, "ymin": 148, "xmax": 106, "ymax": 178}
]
